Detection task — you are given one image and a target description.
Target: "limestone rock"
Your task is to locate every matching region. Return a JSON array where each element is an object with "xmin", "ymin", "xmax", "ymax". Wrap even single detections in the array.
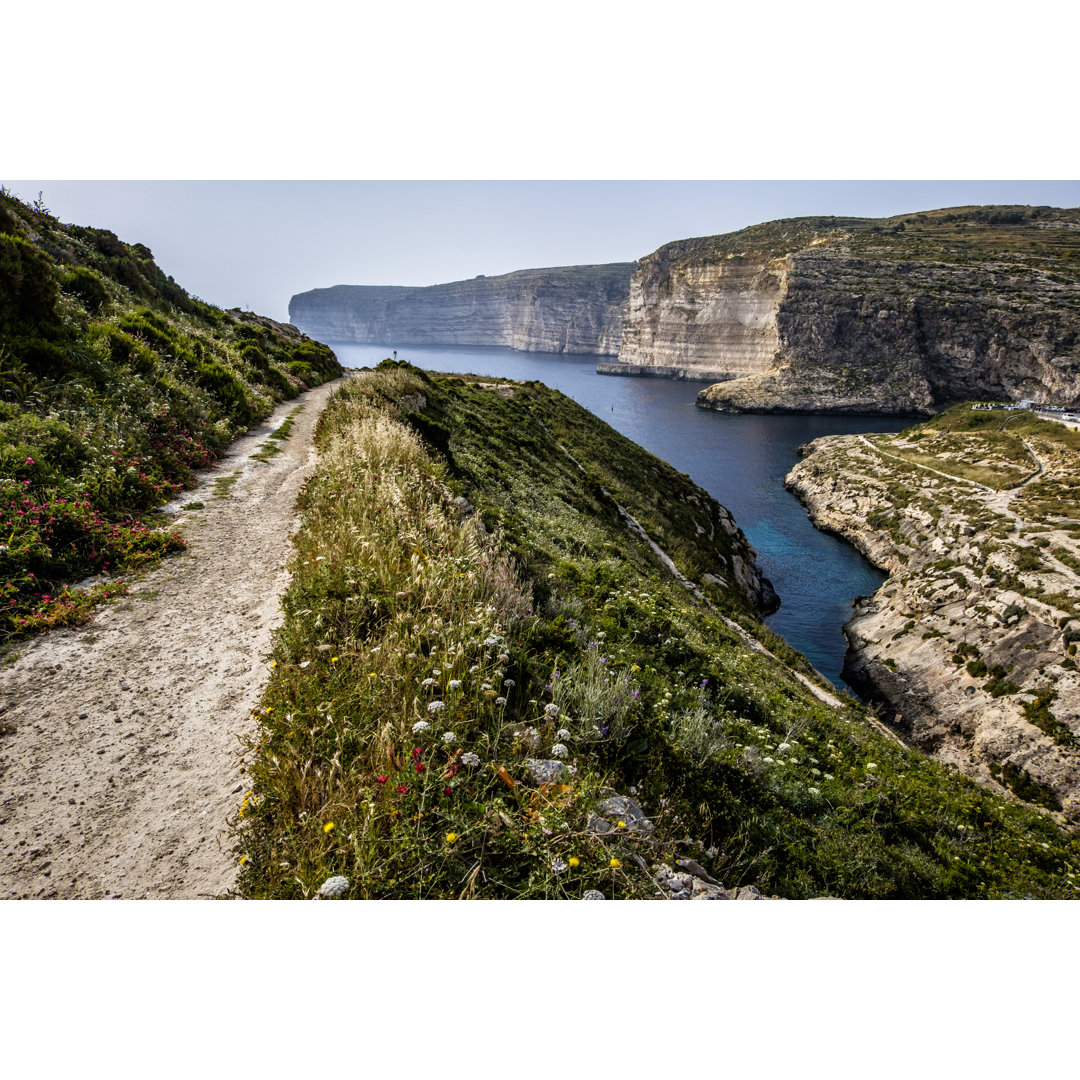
[
  {"xmin": 290, "ymin": 264, "xmax": 635, "ymax": 356},
  {"xmin": 524, "ymin": 758, "xmax": 570, "ymax": 784},
  {"xmin": 587, "ymin": 795, "xmax": 654, "ymax": 837}
]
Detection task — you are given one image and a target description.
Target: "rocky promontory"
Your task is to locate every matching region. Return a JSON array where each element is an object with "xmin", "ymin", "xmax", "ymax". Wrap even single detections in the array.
[
  {"xmin": 289, "ymin": 263, "xmax": 635, "ymax": 355},
  {"xmin": 606, "ymin": 206, "xmax": 1080, "ymax": 414},
  {"xmin": 785, "ymin": 406, "xmax": 1080, "ymax": 821}
]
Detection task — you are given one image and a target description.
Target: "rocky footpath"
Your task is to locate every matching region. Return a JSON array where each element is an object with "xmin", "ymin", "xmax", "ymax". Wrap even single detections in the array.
[
  {"xmin": 289, "ymin": 263, "xmax": 635, "ymax": 355},
  {"xmin": 785, "ymin": 417, "xmax": 1080, "ymax": 822},
  {"xmin": 603, "ymin": 206, "xmax": 1080, "ymax": 414}
]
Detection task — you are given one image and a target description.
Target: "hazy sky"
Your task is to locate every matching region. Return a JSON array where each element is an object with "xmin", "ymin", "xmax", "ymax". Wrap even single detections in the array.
[{"xmin": 6, "ymin": 180, "xmax": 1079, "ymax": 323}]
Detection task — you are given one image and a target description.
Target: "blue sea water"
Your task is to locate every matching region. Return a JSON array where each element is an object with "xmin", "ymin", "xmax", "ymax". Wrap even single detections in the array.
[{"xmin": 330, "ymin": 343, "xmax": 911, "ymax": 688}]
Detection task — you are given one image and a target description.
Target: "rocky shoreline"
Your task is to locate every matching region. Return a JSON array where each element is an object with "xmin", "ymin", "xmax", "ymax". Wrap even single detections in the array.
[{"xmin": 785, "ymin": 420, "xmax": 1080, "ymax": 823}]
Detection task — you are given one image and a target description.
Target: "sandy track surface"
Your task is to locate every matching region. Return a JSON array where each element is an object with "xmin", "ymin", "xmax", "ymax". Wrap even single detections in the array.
[{"xmin": 0, "ymin": 377, "xmax": 346, "ymax": 899}]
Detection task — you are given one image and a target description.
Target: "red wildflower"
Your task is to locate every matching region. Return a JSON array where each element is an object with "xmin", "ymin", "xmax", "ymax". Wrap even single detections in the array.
[
  {"xmin": 396, "ymin": 785, "xmax": 408, "ymax": 794},
  {"xmin": 415, "ymin": 763, "xmax": 425, "ymax": 773},
  {"xmin": 443, "ymin": 786, "xmax": 453, "ymax": 796},
  {"xmin": 376, "ymin": 776, "xmax": 388, "ymax": 784}
]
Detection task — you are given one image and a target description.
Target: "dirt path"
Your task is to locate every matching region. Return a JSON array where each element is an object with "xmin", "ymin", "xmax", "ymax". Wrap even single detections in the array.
[{"xmin": 0, "ymin": 376, "xmax": 347, "ymax": 899}]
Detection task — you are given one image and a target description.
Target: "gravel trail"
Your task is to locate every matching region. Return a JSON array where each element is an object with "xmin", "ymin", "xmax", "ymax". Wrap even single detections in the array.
[{"xmin": 0, "ymin": 377, "xmax": 346, "ymax": 899}]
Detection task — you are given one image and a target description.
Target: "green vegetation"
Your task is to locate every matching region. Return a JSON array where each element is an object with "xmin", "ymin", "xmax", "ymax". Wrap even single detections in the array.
[
  {"xmin": 235, "ymin": 364, "xmax": 1080, "ymax": 899},
  {"xmin": 651, "ymin": 204, "xmax": 1080, "ymax": 273},
  {"xmin": 251, "ymin": 406, "xmax": 304, "ymax": 462},
  {"xmin": 0, "ymin": 189, "xmax": 342, "ymax": 638}
]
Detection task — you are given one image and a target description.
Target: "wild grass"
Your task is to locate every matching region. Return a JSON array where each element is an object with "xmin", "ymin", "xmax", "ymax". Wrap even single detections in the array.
[{"xmin": 236, "ymin": 366, "xmax": 1080, "ymax": 899}]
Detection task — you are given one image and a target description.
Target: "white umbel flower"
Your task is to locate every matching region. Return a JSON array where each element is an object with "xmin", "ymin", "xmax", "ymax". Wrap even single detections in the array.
[
  {"xmin": 427, "ymin": 700, "xmax": 446, "ymax": 714},
  {"xmin": 412, "ymin": 720, "xmax": 431, "ymax": 734},
  {"xmin": 551, "ymin": 743, "xmax": 568, "ymax": 759},
  {"xmin": 544, "ymin": 703, "xmax": 560, "ymax": 717},
  {"xmin": 317, "ymin": 875, "xmax": 350, "ymax": 899},
  {"xmin": 442, "ymin": 731, "xmax": 457, "ymax": 744},
  {"xmin": 556, "ymin": 728, "xmax": 571, "ymax": 740},
  {"xmin": 461, "ymin": 752, "xmax": 481, "ymax": 767}
]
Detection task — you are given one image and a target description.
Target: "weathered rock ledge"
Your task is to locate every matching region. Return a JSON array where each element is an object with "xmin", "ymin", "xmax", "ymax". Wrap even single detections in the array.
[{"xmin": 785, "ymin": 426, "xmax": 1080, "ymax": 822}]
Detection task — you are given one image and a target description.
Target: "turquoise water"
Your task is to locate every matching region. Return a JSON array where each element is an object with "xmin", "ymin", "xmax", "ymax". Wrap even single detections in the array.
[{"xmin": 331, "ymin": 343, "xmax": 911, "ymax": 688}]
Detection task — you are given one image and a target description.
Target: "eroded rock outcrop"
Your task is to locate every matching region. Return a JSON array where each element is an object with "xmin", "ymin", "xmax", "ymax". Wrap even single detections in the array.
[
  {"xmin": 289, "ymin": 263, "xmax": 635, "ymax": 355},
  {"xmin": 785, "ymin": 412, "xmax": 1080, "ymax": 821},
  {"xmin": 603, "ymin": 207, "xmax": 1080, "ymax": 414}
]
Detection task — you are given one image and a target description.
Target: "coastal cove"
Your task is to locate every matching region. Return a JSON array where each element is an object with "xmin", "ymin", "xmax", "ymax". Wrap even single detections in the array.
[{"xmin": 331, "ymin": 343, "xmax": 912, "ymax": 687}]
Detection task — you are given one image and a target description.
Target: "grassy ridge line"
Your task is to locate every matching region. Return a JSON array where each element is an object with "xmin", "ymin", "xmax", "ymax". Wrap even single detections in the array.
[
  {"xmin": 0, "ymin": 190, "xmax": 343, "ymax": 636},
  {"xmin": 236, "ymin": 366, "xmax": 1080, "ymax": 899}
]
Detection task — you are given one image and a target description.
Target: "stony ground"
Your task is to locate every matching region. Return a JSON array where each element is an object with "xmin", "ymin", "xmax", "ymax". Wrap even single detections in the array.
[
  {"xmin": 0, "ymin": 377, "xmax": 347, "ymax": 899},
  {"xmin": 786, "ymin": 423, "xmax": 1080, "ymax": 822}
]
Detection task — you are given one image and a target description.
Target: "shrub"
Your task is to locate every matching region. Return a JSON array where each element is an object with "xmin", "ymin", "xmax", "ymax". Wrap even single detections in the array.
[
  {"xmin": 0, "ymin": 234, "xmax": 59, "ymax": 331},
  {"xmin": 59, "ymin": 266, "xmax": 110, "ymax": 314}
]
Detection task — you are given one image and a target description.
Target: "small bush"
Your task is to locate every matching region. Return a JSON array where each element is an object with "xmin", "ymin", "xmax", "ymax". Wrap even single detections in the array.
[{"xmin": 59, "ymin": 266, "xmax": 110, "ymax": 314}]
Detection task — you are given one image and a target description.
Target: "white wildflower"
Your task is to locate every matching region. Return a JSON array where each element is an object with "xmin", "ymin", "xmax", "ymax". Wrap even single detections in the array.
[
  {"xmin": 448, "ymin": 679, "xmax": 463, "ymax": 690},
  {"xmin": 433, "ymin": 668, "xmax": 441, "ymax": 676},
  {"xmin": 481, "ymin": 683, "xmax": 493, "ymax": 691},
  {"xmin": 318, "ymin": 875, "xmax": 349, "ymax": 898},
  {"xmin": 497, "ymin": 652, "xmax": 510, "ymax": 663},
  {"xmin": 762, "ymin": 756, "xmax": 775, "ymax": 764},
  {"xmin": 556, "ymin": 728, "xmax": 572, "ymax": 741},
  {"xmin": 442, "ymin": 731, "xmax": 457, "ymax": 744},
  {"xmin": 421, "ymin": 677, "xmax": 437, "ymax": 688},
  {"xmin": 551, "ymin": 858, "xmax": 568, "ymax": 874},
  {"xmin": 778, "ymin": 742, "xmax": 792, "ymax": 753},
  {"xmin": 469, "ymin": 664, "xmax": 479, "ymax": 673},
  {"xmin": 406, "ymin": 653, "xmax": 417, "ymax": 660},
  {"xmin": 544, "ymin": 703, "xmax": 560, "ymax": 717},
  {"xmin": 412, "ymin": 720, "xmax": 431, "ymax": 734},
  {"xmin": 427, "ymin": 700, "xmax": 446, "ymax": 714},
  {"xmin": 808, "ymin": 787, "xmax": 821, "ymax": 796},
  {"xmin": 461, "ymin": 752, "xmax": 481, "ymax": 767},
  {"xmin": 484, "ymin": 636, "xmax": 499, "ymax": 647},
  {"xmin": 495, "ymin": 696, "xmax": 506, "ymax": 705},
  {"xmin": 551, "ymin": 743, "xmax": 568, "ymax": 759},
  {"xmin": 824, "ymin": 773, "xmax": 834, "ymax": 780},
  {"xmin": 503, "ymin": 679, "xmax": 515, "ymax": 688}
]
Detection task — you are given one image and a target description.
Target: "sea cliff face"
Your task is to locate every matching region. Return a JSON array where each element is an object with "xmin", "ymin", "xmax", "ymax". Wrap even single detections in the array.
[
  {"xmin": 615, "ymin": 250, "xmax": 789, "ymax": 381},
  {"xmin": 606, "ymin": 207, "xmax": 1080, "ymax": 414},
  {"xmin": 289, "ymin": 263, "xmax": 635, "ymax": 355},
  {"xmin": 785, "ymin": 407, "xmax": 1080, "ymax": 821}
]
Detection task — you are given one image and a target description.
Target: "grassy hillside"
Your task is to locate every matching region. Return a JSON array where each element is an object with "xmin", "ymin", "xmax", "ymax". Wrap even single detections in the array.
[
  {"xmin": 653, "ymin": 204, "xmax": 1080, "ymax": 270},
  {"xmin": 0, "ymin": 189, "xmax": 342, "ymax": 637},
  {"xmin": 235, "ymin": 363, "xmax": 1080, "ymax": 899}
]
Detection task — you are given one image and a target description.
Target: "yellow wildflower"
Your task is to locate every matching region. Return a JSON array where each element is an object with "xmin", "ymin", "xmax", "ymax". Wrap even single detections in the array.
[
  {"xmin": 446, "ymin": 832, "xmax": 458, "ymax": 843},
  {"xmin": 323, "ymin": 821, "xmax": 335, "ymax": 833},
  {"xmin": 609, "ymin": 857, "xmax": 621, "ymax": 869},
  {"xmin": 617, "ymin": 820, "xmax": 626, "ymax": 828},
  {"xmin": 568, "ymin": 856, "xmax": 580, "ymax": 868},
  {"xmin": 239, "ymin": 855, "xmax": 248, "ymax": 865},
  {"xmin": 331, "ymin": 656, "xmax": 339, "ymax": 663},
  {"xmin": 368, "ymin": 672, "xmax": 378, "ymax": 678}
]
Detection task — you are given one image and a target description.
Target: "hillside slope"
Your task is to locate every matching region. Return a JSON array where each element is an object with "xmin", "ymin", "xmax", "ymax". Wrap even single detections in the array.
[
  {"xmin": 0, "ymin": 189, "xmax": 342, "ymax": 635},
  {"xmin": 236, "ymin": 364, "xmax": 1080, "ymax": 899}
]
